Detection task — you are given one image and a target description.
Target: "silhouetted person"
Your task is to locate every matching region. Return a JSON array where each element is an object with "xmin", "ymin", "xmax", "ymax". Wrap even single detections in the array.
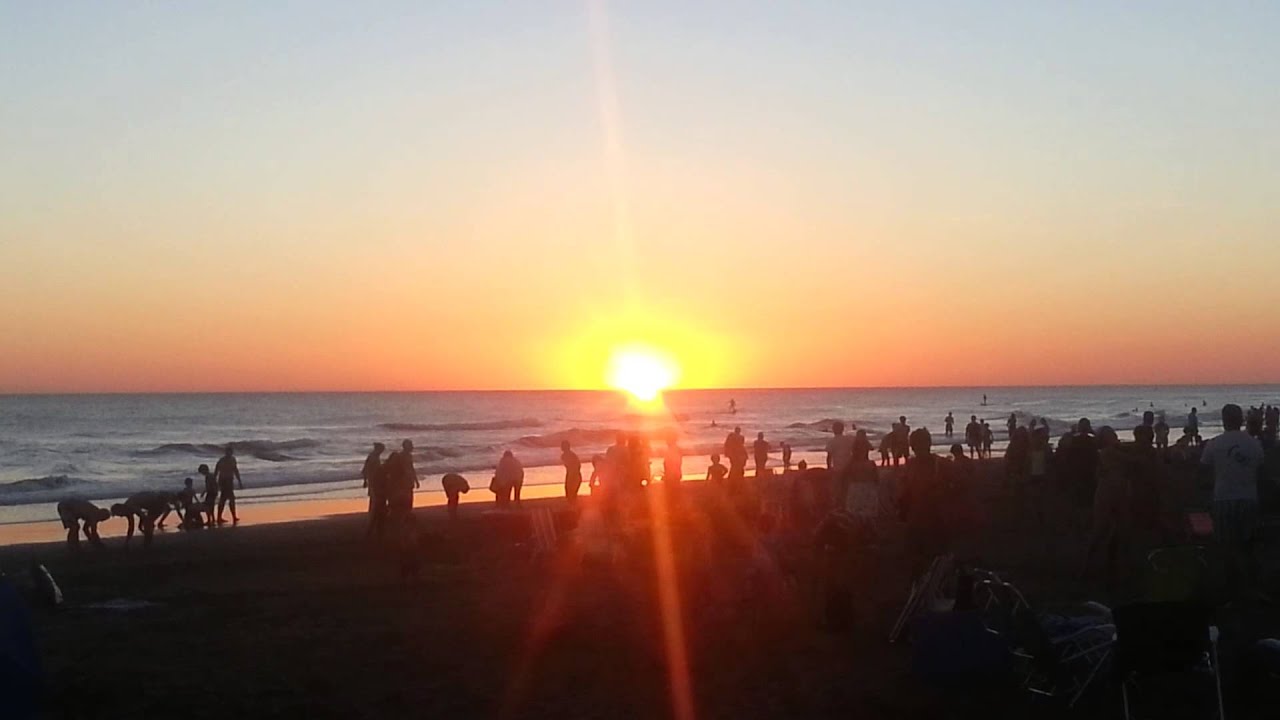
[
  {"xmin": 878, "ymin": 433, "xmax": 891, "ymax": 467},
  {"xmin": 362, "ymin": 442, "xmax": 386, "ymax": 537},
  {"xmin": 628, "ymin": 435, "xmax": 650, "ymax": 490},
  {"xmin": 900, "ymin": 428, "xmax": 951, "ymax": 573},
  {"xmin": 494, "ymin": 450, "xmax": 524, "ymax": 508},
  {"xmin": 965, "ymin": 415, "xmax": 981, "ymax": 458},
  {"xmin": 852, "ymin": 429, "xmax": 872, "ymax": 464},
  {"xmin": 826, "ymin": 421, "xmax": 855, "ymax": 508},
  {"xmin": 753, "ymin": 432, "xmax": 770, "ymax": 478},
  {"xmin": 949, "ymin": 443, "xmax": 975, "ymax": 486},
  {"xmin": 112, "ymin": 491, "xmax": 177, "ymax": 546},
  {"xmin": 1141, "ymin": 410, "xmax": 1155, "ymax": 429},
  {"xmin": 561, "ymin": 440, "xmax": 582, "ymax": 504},
  {"xmin": 1062, "ymin": 418, "xmax": 1099, "ymax": 506},
  {"xmin": 729, "ymin": 398, "xmax": 737, "ymax": 414},
  {"xmin": 1006, "ymin": 413, "xmax": 1017, "ymax": 440},
  {"xmin": 214, "ymin": 444, "xmax": 242, "ymax": 524},
  {"xmin": 1186, "ymin": 407, "xmax": 1200, "ymax": 443},
  {"xmin": 891, "ymin": 416, "xmax": 910, "ymax": 466},
  {"xmin": 706, "ymin": 454, "xmax": 728, "ymax": 488},
  {"xmin": 56, "ymin": 498, "xmax": 110, "ymax": 549},
  {"xmin": 176, "ymin": 477, "xmax": 203, "ymax": 529},
  {"xmin": 198, "ymin": 463, "xmax": 217, "ymax": 521},
  {"xmin": 1085, "ymin": 427, "xmax": 1129, "ymax": 589},
  {"xmin": 663, "ymin": 436, "xmax": 683, "ymax": 493},
  {"xmin": 1154, "ymin": 414, "xmax": 1170, "ymax": 450},
  {"xmin": 944, "ymin": 412, "xmax": 954, "ymax": 438},
  {"xmin": 981, "ymin": 420, "xmax": 994, "ymax": 458},
  {"xmin": 781, "ymin": 442, "xmax": 793, "ymax": 471},
  {"xmin": 725, "ymin": 427, "xmax": 747, "ymax": 491},
  {"xmin": 1201, "ymin": 403, "xmax": 1265, "ymax": 593},
  {"xmin": 441, "ymin": 473, "xmax": 469, "ymax": 520}
]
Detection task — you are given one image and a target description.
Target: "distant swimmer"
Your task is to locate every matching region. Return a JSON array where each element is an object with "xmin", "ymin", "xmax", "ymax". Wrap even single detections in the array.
[
  {"xmin": 56, "ymin": 498, "xmax": 111, "ymax": 549},
  {"xmin": 982, "ymin": 394, "xmax": 988, "ymax": 406},
  {"xmin": 729, "ymin": 398, "xmax": 737, "ymax": 415},
  {"xmin": 214, "ymin": 444, "xmax": 243, "ymax": 524}
]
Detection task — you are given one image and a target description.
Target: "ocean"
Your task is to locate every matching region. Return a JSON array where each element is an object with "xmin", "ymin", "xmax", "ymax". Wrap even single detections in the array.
[{"xmin": 2, "ymin": 386, "xmax": 1276, "ymax": 526}]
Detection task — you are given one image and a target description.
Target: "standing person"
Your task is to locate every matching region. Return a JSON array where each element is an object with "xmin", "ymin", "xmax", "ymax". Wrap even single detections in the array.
[
  {"xmin": 663, "ymin": 436, "xmax": 683, "ymax": 504},
  {"xmin": 892, "ymin": 416, "xmax": 911, "ymax": 467},
  {"xmin": 1154, "ymin": 414, "xmax": 1170, "ymax": 451},
  {"xmin": 56, "ymin": 498, "xmax": 111, "ymax": 549},
  {"xmin": 899, "ymin": 428, "xmax": 952, "ymax": 573},
  {"xmin": 981, "ymin": 421, "xmax": 994, "ymax": 459},
  {"xmin": 387, "ymin": 439, "xmax": 419, "ymax": 520},
  {"xmin": 628, "ymin": 435, "xmax": 650, "ymax": 492},
  {"xmin": 965, "ymin": 415, "xmax": 981, "ymax": 458},
  {"xmin": 945, "ymin": 412, "xmax": 955, "ymax": 438},
  {"xmin": 214, "ymin": 444, "xmax": 243, "ymax": 524},
  {"xmin": 1006, "ymin": 413, "xmax": 1018, "ymax": 440},
  {"xmin": 1062, "ymin": 419, "xmax": 1100, "ymax": 508},
  {"xmin": 781, "ymin": 442, "xmax": 793, "ymax": 471},
  {"xmin": 1084, "ymin": 427, "xmax": 1131, "ymax": 588},
  {"xmin": 753, "ymin": 432, "xmax": 771, "ymax": 479},
  {"xmin": 1141, "ymin": 410, "xmax": 1155, "ymax": 430},
  {"xmin": 493, "ymin": 450, "xmax": 524, "ymax": 508},
  {"xmin": 362, "ymin": 442, "xmax": 386, "ymax": 538},
  {"xmin": 197, "ymin": 463, "xmax": 217, "ymax": 522},
  {"xmin": 1200, "ymin": 404, "xmax": 1265, "ymax": 593},
  {"xmin": 725, "ymin": 427, "xmax": 748, "ymax": 491},
  {"xmin": 878, "ymin": 433, "xmax": 891, "ymax": 467},
  {"xmin": 561, "ymin": 440, "xmax": 582, "ymax": 504},
  {"xmin": 826, "ymin": 421, "xmax": 856, "ymax": 508},
  {"xmin": 729, "ymin": 398, "xmax": 737, "ymax": 415},
  {"xmin": 1006, "ymin": 426, "xmax": 1030, "ymax": 494},
  {"xmin": 1186, "ymin": 407, "xmax": 1200, "ymax": 443}
]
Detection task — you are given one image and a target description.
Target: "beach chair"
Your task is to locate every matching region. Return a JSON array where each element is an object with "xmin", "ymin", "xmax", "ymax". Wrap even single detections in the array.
[
  {"xmin": 1006, "ymin": 598, "xmax": 1114, "ymax": 708},
  {"xmin": 530, "ymin": 507, "xmax": 558, "ymax": 560},
  {"xmin": 1144, "ymin": 545, "xmax": 1213, "ymax": 603},
  {"xmin": 890, "ymin": 554, "xmax": 955, "ymax": 643},
  {"xmin": 1113, "ymin": 602, "xmax": 1224, "ymax": 720}
]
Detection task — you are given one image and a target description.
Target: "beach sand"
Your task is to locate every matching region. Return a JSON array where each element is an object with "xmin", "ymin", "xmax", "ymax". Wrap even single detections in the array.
[{"xmin": 2, "ymin": 459, "xmax": 1277, "ymax": 718}]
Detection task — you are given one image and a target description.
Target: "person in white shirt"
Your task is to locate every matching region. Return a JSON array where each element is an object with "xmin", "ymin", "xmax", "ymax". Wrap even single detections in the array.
[
  {"xmin": 1200, "ymin": 403, "xmax": 1265, "ymax": 588},
  {"xmin": 826, "ymin": 421, "xmax": 856, "ymax": 507}
]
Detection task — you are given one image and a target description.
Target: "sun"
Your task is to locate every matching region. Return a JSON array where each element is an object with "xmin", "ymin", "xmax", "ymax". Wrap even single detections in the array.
[{"xmin": 606, "ymin": 345, "xmax": 678, "ymax": 403}]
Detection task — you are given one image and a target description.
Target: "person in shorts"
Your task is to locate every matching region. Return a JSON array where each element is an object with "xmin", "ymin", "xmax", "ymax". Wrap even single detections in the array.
[{"xmin": 214, "ymin": 444, "xmax": 243, "ymax": 524}]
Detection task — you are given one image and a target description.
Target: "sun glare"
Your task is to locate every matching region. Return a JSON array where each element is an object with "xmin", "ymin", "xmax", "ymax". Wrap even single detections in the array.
[{"xmin": 606, "ymin": 346, "xmax": 678, "ymax": 404}]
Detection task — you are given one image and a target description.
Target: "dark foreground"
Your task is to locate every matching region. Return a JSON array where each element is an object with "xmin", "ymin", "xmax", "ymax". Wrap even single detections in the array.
[{"xmin": 3, "ymin": 462, "xmax": 1278, "ymax": 719}]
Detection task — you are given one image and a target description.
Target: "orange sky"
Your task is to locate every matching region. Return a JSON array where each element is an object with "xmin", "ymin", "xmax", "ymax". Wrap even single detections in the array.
[{"xmin": 2, "ymin": 4, "xmax": 1279, "ymax": 393}]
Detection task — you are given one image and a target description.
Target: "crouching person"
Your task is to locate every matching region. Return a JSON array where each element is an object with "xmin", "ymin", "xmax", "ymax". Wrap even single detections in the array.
[{"xmin": 56, "ymin": 498, "xmax": 111, "ymax": 549}]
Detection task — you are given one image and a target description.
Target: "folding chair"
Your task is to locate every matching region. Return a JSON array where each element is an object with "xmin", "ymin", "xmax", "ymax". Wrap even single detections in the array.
[
  {"xmin": 1145, "ymin": 545, "xmax": 1212, "ymax": 603},
  {"xmin": 530, "ymin": 507, "xmax": 558, "ymax": 560},
  {"xmin": 890, "ymin": 554, "xmax": 955, "ymax": 643},
  {"xmin": 1113, "ymin": 602, "xmax": 1224, "ymax": 720},
  {"xmin": 1007, "ymin": 601, "xmax": 1114, "ymax": 708}
]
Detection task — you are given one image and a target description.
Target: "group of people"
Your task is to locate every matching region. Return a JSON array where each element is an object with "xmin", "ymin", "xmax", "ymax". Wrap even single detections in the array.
[{"xmin": 57, "ymin": 444, "xmax": 245, "ymax": 548}]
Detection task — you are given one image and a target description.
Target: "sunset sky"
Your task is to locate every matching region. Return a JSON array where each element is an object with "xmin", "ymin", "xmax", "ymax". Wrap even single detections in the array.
[{"xmin": 2, "ymin": 2, "xmax": 1278, "ymax": 393}]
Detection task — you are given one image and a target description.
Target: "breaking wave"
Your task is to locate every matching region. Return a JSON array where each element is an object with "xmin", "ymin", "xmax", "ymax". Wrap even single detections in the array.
[{"xmin": 378, "ymin": 418, "xmax": 543, "ymax": 432}]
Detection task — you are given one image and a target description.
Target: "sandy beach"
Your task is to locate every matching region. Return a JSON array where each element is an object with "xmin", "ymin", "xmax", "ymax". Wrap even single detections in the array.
[{"xmin": 2, "ymin": 459, "xmax": 1278, "ymax": 719}]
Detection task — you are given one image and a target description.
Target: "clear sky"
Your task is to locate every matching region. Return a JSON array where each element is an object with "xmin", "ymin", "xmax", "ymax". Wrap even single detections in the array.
[{"xmin": 2, "ymin": 1, "xmax": 1278, "ymax": 393}]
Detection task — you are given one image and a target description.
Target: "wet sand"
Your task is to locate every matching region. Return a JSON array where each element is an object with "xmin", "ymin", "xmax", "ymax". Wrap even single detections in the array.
[{"xmin": 2, "ymin": 459, "xmax": 1276, "ymax": 718}]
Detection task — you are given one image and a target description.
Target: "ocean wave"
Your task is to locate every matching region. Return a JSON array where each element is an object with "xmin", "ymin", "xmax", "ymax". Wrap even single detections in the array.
[
  {"xmin": 134, "ymin": 439, "xmax": 319, "ymax": 462},
  {"xmin": 517, "ymin": 428, "xmax": 621, "ymax": 448},
  {"xmin": 0, "ymin": 475, "xmax": 96, "ymax": 496},
  {"xmin": 378, "ymin": 418, "xmax": 543, "ymax": 432}
]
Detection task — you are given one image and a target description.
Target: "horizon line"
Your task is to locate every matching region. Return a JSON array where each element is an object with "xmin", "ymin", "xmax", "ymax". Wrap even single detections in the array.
[{"xmin": 3, "ymin": 380, "xmax": 1280, "ymax": 398}]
